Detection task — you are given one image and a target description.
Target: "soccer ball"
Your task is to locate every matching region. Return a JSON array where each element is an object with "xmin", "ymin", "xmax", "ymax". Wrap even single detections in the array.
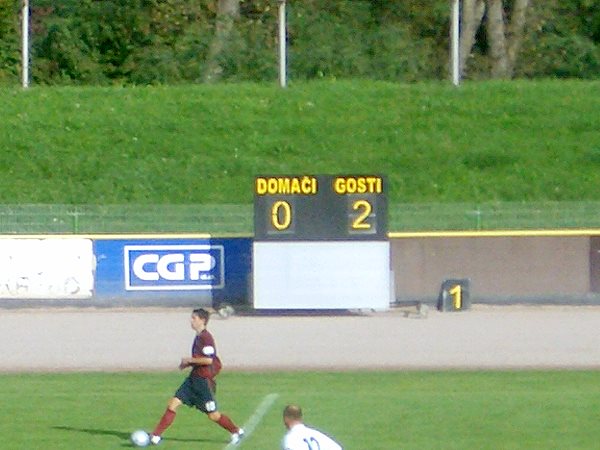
[{"xmin": 130, "ymin": 430, "xmax": 150, "ymax": 447}]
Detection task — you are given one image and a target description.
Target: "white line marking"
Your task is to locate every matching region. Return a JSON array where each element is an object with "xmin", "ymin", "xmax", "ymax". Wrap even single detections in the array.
[{"xmin": 223, "ymin": 393, "xmax": 280, "ymax": 449}]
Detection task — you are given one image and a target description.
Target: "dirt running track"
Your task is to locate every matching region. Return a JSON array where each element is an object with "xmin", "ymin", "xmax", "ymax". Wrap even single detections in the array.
[{"xmin": 1, "ymin": 305, "xmax": 600, "ymax": 372}]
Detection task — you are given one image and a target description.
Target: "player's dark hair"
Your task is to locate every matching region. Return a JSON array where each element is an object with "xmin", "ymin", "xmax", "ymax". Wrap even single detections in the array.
[{"xmin": 192, "ymin": 308, "xmax": 210, "ymax": 324}]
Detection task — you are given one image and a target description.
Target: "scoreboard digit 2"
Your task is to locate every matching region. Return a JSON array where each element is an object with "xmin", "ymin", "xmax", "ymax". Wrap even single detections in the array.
[{"xmin": 254, "ymin": 175, "xmax": 387, "ymax": 241}]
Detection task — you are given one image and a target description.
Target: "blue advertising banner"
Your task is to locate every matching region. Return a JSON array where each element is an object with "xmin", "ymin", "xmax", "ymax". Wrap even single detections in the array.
[
  {"xmin": 94, "ymin": 237, "xmax": 252, "ymax": 307},
  {"xmin": 124, "ymin": 244, "xmax": 224, "ymax": 291}
]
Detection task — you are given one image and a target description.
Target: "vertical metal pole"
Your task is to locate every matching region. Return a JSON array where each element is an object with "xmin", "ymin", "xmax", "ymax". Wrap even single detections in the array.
[
  {"xmin": 278, "ymin": 1, "xmax": 287, "ymax": 88},
  {"xmin": 451, "ymin": 0, "xmax": 460, "ymax": 86},
  {"xmin": 22, "ymin": 0, "xmax": 29, "ymax": 89}
]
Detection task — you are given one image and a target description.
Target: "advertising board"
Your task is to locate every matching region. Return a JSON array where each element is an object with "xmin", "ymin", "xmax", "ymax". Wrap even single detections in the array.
[
  {"xmin": 0, "ymin": 238, "xmax": 94, "ymax": 299},
  {"xmin": 94, "ymin": 237, "xmax": 251, "ymax": 306}
]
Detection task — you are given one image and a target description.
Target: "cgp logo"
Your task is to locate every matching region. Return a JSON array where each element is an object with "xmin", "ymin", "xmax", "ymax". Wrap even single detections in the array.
[{"xmin": 124, "ymin": 245, "xmax": 224, "ymax": 290}]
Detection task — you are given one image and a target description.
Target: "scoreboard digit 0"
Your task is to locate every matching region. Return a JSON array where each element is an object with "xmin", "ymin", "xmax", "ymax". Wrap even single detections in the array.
[{"xmin": 254, "ymin": 175, "xmax": 387, "ymax": 241}]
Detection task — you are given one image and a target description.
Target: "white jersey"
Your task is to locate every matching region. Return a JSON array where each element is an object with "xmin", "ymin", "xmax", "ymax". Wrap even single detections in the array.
[{"xmin": 282, "ymin": 423, "xmax": 342, "ymax": 450}]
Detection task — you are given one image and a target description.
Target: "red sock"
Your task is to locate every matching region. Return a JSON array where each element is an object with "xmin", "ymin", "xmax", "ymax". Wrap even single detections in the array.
[
  {"xmin": 216, "ymin": 414, "xmax": 239, "ymax": 433},
  {"xmin": 152, "ymin": 408, "xmax": 176, "ymax": 436}
]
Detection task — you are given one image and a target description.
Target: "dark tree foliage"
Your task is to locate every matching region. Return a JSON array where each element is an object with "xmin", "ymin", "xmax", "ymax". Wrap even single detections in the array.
[
  {"xmin": 0, "ymin": 0, "xmax": 20, "ymax": 81},
  {"xmin": 0, "ymin": 0, "xmax": 597, "ymax": 85}
]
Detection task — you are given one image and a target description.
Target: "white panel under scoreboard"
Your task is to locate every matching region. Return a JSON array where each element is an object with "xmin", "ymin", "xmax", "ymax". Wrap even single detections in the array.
[
  {"xmin": 253, "ymin": 174, "xmax": 391, "ymax": 310},
  {"xmin": 253, "ymin": 241, "xmax": 390, "ymax": 309}
]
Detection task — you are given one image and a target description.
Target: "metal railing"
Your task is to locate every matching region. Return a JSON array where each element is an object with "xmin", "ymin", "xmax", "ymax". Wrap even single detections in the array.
[
  {"xmin": 389, "ymin": 201, "xmax": 600, "ymax": 232},
  {"xmin": 0, "ymin": 204, "xmax": 253, "ymax": 235},
  {"xmin": 0, "ymin": 202, "xmax": 599, "ymax": 235}
]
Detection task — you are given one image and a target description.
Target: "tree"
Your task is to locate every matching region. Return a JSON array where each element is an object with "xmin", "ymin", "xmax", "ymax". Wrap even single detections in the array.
[
  {"xmin": 203, "ymin": 0, "xmax": 240, "ymax": 82},
  {"xmin": 460, "ymin": 0, "xmax": 531, "ymax": 79},
  {"xmin": 460, "ymin": 0, "xmax": 485, "ymax": 75},
  {"xmin": 486, "ymin": 0, "xmax": 530, "ymax": 78},
  {"xmin": 0, "ymin": 0, "xmax": 19, "ymax": 81}
]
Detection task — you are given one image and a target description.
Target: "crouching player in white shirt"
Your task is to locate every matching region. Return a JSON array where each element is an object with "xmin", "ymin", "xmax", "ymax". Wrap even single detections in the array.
[{"xmin": 282, "ymin": 404, "xmax": 342, "ymax": 450}]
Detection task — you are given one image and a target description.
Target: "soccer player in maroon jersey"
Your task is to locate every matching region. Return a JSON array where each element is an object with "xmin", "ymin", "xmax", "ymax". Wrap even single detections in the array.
[{"xmin": 149, "ymin": 308, "xmax": 244, "ymax": 446}]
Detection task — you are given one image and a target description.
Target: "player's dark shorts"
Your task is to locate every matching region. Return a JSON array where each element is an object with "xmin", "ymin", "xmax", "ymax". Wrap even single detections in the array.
[{"xmin": 175, "ymin": 375, "xmax": 218, "ymax": 413}]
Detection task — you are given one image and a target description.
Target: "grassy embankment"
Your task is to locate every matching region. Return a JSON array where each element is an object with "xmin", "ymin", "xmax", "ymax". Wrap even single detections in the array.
[{"xmin": 1, "ymin": 80, "xmax": 599, "ymax": 204}]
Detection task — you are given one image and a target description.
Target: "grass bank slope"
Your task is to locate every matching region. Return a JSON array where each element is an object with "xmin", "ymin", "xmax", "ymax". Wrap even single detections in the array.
[{"xmin": 1, "ymin": 80, "xmax": 599, "ymax": 204}]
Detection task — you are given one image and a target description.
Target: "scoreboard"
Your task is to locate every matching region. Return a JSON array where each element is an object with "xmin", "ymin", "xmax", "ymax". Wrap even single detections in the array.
[
  {"xmin": 252, "ymin": 174, "xmax": 391, "ymax": 310},
  {"xmin": 254, "ymin": 175, "xmax": 387, "ymax": 241}
]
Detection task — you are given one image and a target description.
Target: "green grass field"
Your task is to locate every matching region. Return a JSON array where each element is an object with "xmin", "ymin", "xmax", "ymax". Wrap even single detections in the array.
[
  {"xmin": 1, "ymin": 80, "xmax": 599, "ymax": 205},
  {"xmin": 1, "ymin": 79, "xmax": 599, "ymax": 232},
  {"xmin": 3, "ymin": 370, "xmax": 600, "ymax": 449},
  {"xmin": 2, "ymin": 80, "xmax": 600, "ymax": 447}
]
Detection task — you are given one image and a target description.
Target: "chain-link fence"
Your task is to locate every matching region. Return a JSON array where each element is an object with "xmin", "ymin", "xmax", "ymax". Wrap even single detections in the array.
[
  {"xmin": 0, "ymin": 204, "xmax": 253, "ymax": 235},
  {"xmin": 0, "ymin": 202, "xmax": 599, "ymax": 235},
  {"xmin": 389, "ymin": 201, "xmax": 600, "ymax": 232}
]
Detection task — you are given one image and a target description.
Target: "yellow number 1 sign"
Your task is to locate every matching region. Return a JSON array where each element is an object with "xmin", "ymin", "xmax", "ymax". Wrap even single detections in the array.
[{"xmin": 437, "ymin": 279, "xmax": 471, "ymax": 312}]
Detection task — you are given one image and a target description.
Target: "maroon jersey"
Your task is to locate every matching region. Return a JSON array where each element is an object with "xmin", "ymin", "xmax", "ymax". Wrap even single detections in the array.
[{"xmin": 191, "ymin": 329, "xmax": 222, "ymax": 379}]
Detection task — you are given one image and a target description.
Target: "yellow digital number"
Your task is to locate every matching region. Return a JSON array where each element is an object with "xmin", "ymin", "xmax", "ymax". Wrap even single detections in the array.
[
  {"xmin": 449, "ymin": 284, "xmax": 462, "ymax": 310},
  {"xmin": 271, "ymin": 200, "xmax": 292, "ymax": 230},
  {"xmin": 352, "ymin": 200, "xmax": 372, "ymax": 230}
]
